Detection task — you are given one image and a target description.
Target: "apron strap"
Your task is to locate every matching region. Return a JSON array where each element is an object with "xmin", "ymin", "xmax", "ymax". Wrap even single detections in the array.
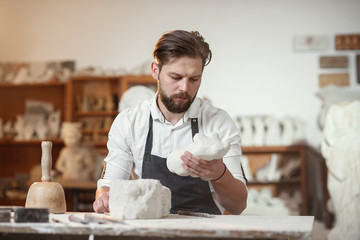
[
  {"xmin": 144, "ymin": 114, "xmax": 154, "ymax": 155},
  {"xmin": 191, "ymin": 118, "xmax": 199, "ymax": 140}
]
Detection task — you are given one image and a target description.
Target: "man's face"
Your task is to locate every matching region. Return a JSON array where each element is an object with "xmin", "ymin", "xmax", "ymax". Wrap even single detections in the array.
[{"xmin": 153, "ymin": 56, "xmax": 203, "ymax": 113}]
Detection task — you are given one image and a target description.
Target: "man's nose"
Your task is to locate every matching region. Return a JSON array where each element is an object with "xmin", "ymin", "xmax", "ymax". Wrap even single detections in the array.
[{"xmin": 179, "ymin": 78, "xmax": 190, "ymax": 92}]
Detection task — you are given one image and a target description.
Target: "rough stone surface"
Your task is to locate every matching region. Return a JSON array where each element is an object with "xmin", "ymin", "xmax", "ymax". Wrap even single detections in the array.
[{"xmin": 109, "ymin": 179, "xmax": 171, "ymax": 219}]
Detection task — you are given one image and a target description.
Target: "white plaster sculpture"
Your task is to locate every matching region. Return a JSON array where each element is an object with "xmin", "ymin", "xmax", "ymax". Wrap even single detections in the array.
[
  {"xmin": 264, "ymin": 116, "xmax": 281, "ymax": 146},
  {"xmin": 29, "ymin": 62, "xmax": 46, "ymax": 80},
  {"xmin": 35, "ymin": 119, "xmax": 48, "ymax": 139},
  {"xmin": 14, "ymin": 115, "xmax": 25, "ymax": 140},
  {"xmin": 24, "ymin": 123, "xmax": 35, "ymax": 140},
  {"xmin": 293, "ymin": 117, "xmax": 306, "ymax": 144},
  {"xmin": 317, "ymin": 85, "xmax": 360, "ymax": 129},
  {"xmin": 55, "ymin": 122, "xmax": 94, "ymax": 181},
  {"xmin": 321, "ymin": 101, "xmax": 360, "ymax": 240},
  {"xmin": 48, "ymin": 110, "xmax": 61, "ymax": 139},
  {"xmin": 37, "ymin": 68, "xmax": 55, "ymax": 83},
  {"xmin": 240, "ymin": 155, "xmax": 253, "ymax": 181},
  {"xmin": 119, "ymin": 86, "xmax": 155, "ymax": 112},
  {"xmin": 56, "ymin": 68, "xmax": 72, "ymax": 82},
  {"xmin": 280, "ymin": 117, "xmax": 295, "ymax": 146},
  {"xmin": 239, "ymin": 116, "xmax": 254, "ymax": 146},
  {"xmin": 109, "ymin": 179, "xmax": 171, "ymax": 219},
  {"xmin": 103, "ymin": 68, "xmax": 116, "ymax": 76},
  {"xmin": 242, "ymin": 188, "xmax": 290, "ymax": 216},
  {"xmin": 114, "ymin": 68, "xmax": 128, "ymax": 76},
  {"xmin": 279, "ymin": 158, "xmax": 300, "ymax": 179},
  {"xmin": 167, "ymin": 132, "xmax": 230, "ymax": 177},
  {"xmin": 255, "ymin": 154, "xmax": 281, "ymax": 182},
  {"xmin": 253, "ymin": 116, "xmax": 265, "ymax": 146},
  {"xmin": 13, "ymin": 67, "xmax": 30, "ymax": 84}
]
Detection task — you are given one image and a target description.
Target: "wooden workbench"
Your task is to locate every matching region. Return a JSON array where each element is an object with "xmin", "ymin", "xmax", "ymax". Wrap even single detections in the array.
[{"xmin": 0, "ymin": 213, "xmax": 314, "ymax": 240}]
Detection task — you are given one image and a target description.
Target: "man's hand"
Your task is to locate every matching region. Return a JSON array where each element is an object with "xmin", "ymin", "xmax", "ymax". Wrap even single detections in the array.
[
  {"xmin": 181, "ymin": 151, "xmax": 226, "ymax": 181},
  {"xmin": 93, "ymin": 189, "xmax": 110, "ymax": 213}
]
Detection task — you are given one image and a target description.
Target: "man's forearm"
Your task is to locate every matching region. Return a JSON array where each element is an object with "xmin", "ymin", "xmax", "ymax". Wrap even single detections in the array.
[{"xmin": 211, "ymin": 170, "xmax": 247, "ymax": 215}]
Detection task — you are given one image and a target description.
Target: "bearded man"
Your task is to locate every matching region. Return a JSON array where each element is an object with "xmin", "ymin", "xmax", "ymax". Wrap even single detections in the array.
[{"xmin": 93, "ymin": 30, "xmax": 247, "ymax": 215}]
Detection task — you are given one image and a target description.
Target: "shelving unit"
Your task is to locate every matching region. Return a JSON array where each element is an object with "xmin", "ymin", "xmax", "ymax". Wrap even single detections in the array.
[
  {"xmin": 67, "ymin": 75, "xmax": 157, "ymax": 150},
  {"xmin": 0, "ymin": 75, "xmax": 156, "ymax": 209},
  {"xmin": 242, "ymin": 145, "xmax": 307, "ymax": 215},
  {"xmin": 0, "ymin": 82, "xmax": 67, "ymax": 178}
]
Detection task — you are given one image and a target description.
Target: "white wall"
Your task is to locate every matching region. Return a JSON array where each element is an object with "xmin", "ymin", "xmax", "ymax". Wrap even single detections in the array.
[{"xmin": 1, "ymin": 0, "xmax": 360, "ymax": 147}]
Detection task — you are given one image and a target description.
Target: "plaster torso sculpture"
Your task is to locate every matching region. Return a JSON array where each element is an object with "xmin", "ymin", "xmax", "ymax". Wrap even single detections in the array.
[
  {"xmin": 35, "ymin": 119, "xmax": 48, "ymax": 140},
  {"xmin": 321, "ymin": 101, "xmax": 360, "ymax": 240},
  {"xmin": 47, "ymin": 110, "xmax": 61, "ymax": 139},
  {"xmin": 264, "ymin": 116, "xmax": 281, "ymax": 146},
  {"xmin": 280, "ymin": 117, "xmax": 294, "ymax": 146},
  {"xmin": 23, "ymin": 123, "xmax": 35, "ymax": 140},
  {"xmin": 109, "ymin": 179, "xmax": 171, "ymax": 219},
  {"xmin": 239, "ymin": 117, "xmax": 254, "ymax": 146},
  {"xmin": 56, "ymin": 122, "xmax": 94, "ymax": 181},
  {"xmin": 253, "ymin": 117, "xmax": 265, "ymax": 146},
  {"xmin": 317, "ymin": 85, "xmax": 360, "ymax": 129},
  {"xmin": 167, "ymin": 132, "xmax": 230, "ymax": 177},
  {"xmin": 14, "ymin": 115, "xmax": 25, "ymax": 140}
]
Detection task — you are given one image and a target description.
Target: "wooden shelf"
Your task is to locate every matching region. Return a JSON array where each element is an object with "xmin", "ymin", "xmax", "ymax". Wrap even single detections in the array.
[
  {"xmin": 242, "ymin": 145, "xmax": 305, "ymax": 153},
  {"xmin": 82, "ymin": 129, "xmax": 109, "ymax": 134},
  {"xmin": 0, "ymin": 82, "xmax": 66, "ymax": 88},
  {"xmin": 0, "ymin": 198, "xmax": 25, "ymax": 206},
  {"xmin": 76, "ymin": 111, "xmax": 118, "ymax": 117},
  {"xmin": 0, "ymin": 139, "xmax": 63, "ymax": 145},
  {"xmin": 70, "ymin": 76, "xmax": 120, "ymax": 81},
  {"xmin": 242, "ymin": 145, "xmax": 307, "ymax": 215},
  {"xmin": 247, "ymin": 177, "xmax": 301, "ymax": 185}
]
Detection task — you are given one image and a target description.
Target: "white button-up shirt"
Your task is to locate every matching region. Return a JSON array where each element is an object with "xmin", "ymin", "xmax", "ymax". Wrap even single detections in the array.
[{"xmin": 98, "ymin": 96, "xmax": 246, "ymax": 205}]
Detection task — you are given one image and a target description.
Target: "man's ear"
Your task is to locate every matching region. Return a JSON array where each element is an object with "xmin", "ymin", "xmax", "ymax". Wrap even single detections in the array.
[{"xmin": 151, "ymin": 62, "xmax": 159, "ymax": 80}]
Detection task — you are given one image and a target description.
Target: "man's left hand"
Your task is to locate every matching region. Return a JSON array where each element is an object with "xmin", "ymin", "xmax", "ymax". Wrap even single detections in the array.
[{"xmin": 181, "ymin": 151, "xmax": 225, "ymax": 181}]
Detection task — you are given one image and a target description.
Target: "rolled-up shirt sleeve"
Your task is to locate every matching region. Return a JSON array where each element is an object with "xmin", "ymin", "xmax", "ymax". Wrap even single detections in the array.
[{"xmin": 215, "ymin": 110, "xmax": 247, "ymax": 186}]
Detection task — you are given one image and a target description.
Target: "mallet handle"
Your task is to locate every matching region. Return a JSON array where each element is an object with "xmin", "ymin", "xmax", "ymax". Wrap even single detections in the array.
[{"xmin": 41, "ymin": 141, "xmax": 52, "ymax": 182}]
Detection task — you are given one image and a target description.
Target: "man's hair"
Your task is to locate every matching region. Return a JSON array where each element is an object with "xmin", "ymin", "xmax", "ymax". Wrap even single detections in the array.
[{"xmin": 153, "ymin": 30, "xmax": 212, "ymax": 71}]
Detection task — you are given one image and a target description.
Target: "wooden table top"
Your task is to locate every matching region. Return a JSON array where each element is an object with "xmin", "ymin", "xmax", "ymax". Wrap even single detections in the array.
[{"xmin": 0, "ymin": 213, "xmax": 314, "ymax": 240}]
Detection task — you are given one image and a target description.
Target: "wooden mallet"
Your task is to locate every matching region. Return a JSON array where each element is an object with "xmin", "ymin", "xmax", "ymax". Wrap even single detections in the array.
[{"xmin": 25, "ymin": 141, "xmax": 66, "ymax": 213}]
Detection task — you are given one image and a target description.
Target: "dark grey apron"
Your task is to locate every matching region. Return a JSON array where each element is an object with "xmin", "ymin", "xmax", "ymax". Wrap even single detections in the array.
[{"xmin": 142, "ymin": 114, "xmax": 221, "ymax": 214}]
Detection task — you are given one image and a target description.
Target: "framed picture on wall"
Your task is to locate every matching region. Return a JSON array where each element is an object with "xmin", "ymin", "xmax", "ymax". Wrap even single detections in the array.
[{"xmin": 357, "ymin": 55, "xmax": 360, "ymax": 84}]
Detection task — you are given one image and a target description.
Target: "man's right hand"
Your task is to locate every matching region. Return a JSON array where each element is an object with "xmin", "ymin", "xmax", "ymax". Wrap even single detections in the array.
[{"xmin": 93, "ymin": 187, "xmax": 110, "ymax": 213}]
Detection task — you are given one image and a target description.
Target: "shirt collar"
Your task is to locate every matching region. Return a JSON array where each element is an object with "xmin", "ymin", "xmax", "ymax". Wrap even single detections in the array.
[{"xmin": 150, "ymin": 93, "xmax": 202, "ymax": 124}]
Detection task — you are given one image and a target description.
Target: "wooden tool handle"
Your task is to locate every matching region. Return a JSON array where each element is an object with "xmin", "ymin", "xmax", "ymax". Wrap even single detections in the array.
[{"xmin": 41, "ymin": 141, "xmax": 53, "ymax": 182}]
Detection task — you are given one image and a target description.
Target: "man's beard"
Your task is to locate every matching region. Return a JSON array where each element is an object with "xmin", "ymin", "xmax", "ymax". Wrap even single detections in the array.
[{"xmin": 159, "ymin": 86, "xmax": 196, "ymax": 113}]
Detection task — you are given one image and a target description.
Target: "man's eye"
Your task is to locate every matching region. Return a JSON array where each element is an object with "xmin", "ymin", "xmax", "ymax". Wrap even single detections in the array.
[
  {"xmin": 171, "ymin": 76, "xmax": 181, "ymax": 80},
  {"xmin": 190, "ymin": 78, "xmax": 199, "ymax": 82}
]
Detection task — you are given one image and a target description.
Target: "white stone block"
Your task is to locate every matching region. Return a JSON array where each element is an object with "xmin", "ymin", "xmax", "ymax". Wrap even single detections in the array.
[{"xmin": 109, "ymin": 179, "xmax": 171, "ymax": 219}]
